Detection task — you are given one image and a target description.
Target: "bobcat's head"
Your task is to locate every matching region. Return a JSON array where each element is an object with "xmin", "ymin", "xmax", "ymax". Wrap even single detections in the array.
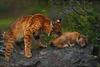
[{"xmin": 52, "ymin": 19, "xmax": 62, "ymax": 37}]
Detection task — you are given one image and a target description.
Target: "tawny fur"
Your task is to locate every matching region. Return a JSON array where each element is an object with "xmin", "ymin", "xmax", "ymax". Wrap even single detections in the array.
[
  {"xmin": 50, "ymin": 32, "xmax": 88, "ymax": 48},
  {"xmin": 4, "ymin": 14, "xmax": 54, "ymax": 61},
  {"xmin": 4, "ymin": 13, "xmax": 62, "ymax": 61}
]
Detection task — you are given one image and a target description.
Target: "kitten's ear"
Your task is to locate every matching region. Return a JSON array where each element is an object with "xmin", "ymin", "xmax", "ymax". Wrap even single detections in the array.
[
  {"xmin": 76, "ymin": 36, "xmax": 80, "ymax": 44},
  {"xmin": 76, "ymin": 38, "xmax": 79, "ymax": 44}
]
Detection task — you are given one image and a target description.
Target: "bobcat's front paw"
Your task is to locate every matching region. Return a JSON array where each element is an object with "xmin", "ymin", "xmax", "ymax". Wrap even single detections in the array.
[{"xmin": 24, "ymin": 51, "xmax": 32, "ymax": 58}]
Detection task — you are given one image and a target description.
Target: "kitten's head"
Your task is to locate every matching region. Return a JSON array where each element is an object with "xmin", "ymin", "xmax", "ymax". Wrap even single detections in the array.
[{"xmin": 76, "ymin": 35, "xmax": 88, "ymax": 47}]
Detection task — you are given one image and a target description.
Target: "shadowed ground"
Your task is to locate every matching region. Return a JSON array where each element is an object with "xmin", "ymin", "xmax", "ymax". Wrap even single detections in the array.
[{"xmin": 0, "ymin": 43, "xmax": 100, "ymax": 67}]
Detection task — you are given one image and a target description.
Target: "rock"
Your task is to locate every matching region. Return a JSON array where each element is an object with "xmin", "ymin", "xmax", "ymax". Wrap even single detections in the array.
[
  {"xmin": 0, "ymin": 38, "xmax": 99, "ymax": 67},
  {"xmin": 34, "ymin": 45, "xmax": 96, "ymax": 67}
]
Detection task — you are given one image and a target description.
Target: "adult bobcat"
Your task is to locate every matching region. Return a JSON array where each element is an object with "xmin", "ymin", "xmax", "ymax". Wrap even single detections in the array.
[{"xmin": 4, "ymin": 13, "xmax": 62, "ymax": 61}]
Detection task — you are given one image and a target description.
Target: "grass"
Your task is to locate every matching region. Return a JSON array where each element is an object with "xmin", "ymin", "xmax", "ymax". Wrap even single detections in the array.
[{"xmin": 0, "ymin": 17, "xmax": 16, "ymax": 31}]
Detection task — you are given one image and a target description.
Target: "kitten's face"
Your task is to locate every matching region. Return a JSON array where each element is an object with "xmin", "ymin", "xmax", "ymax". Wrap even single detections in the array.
[{"xmin": 77, "ymin": 35, "xmax": 88, "ymax": 47}]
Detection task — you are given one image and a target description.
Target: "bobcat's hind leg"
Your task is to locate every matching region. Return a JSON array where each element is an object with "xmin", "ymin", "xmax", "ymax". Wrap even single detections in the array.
[
  {"xmin": 24, "ymin": 29, "xmax": 33, "ymax": 58},
  {"xmin": 4, "ymin": 32, "xmax": 15, "ymax": 62}
]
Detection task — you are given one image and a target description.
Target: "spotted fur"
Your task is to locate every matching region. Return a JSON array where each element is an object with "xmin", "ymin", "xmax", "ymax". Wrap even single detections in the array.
[
  {"xmin": 4, "ymin": 14, "xmax": 54, "ymax": 61},
  {"xmin": 52, "ymin": 19, "xmax": 62, "ymax": 38}
]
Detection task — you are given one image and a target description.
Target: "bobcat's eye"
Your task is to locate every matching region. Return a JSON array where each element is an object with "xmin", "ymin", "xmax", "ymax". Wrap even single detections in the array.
[
  {"xmin": 56, "ymin": 18, "xmax": 61, "ymax": 23},
  {"xmin": 57, "ymin": 19, "xmax": 60, "ymax": 22}
]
